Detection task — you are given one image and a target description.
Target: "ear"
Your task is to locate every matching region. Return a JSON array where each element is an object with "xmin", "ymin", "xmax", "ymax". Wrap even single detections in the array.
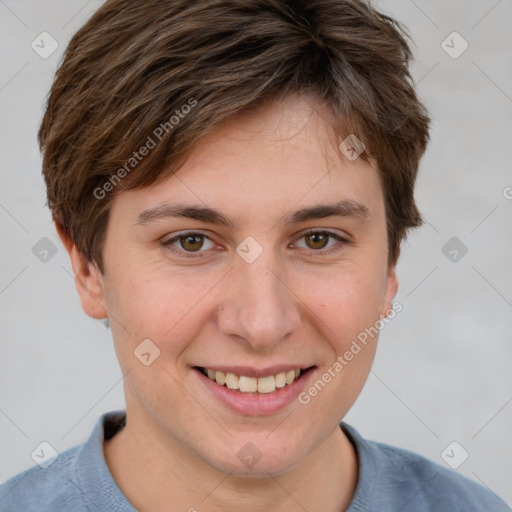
[
  {"xmin": 381, "ymin": 265, "xmax": 399, "ymax": 318},
  {"xmin": 56, "ymin": 223, "xmax": 108, "ymax": 320}
]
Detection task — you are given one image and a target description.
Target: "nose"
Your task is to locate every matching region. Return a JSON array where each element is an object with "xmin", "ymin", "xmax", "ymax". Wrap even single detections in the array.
[{"xmin": 216, "ymin": 257, "xmax": 301, "ymax": 351}]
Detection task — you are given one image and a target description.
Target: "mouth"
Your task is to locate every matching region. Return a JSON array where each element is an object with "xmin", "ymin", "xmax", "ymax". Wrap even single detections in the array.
[
  {"xmin": 194, "ymin": 366, "xmax": 313, "ymax": 394},
  {"xmin": 192, "ymin": 364, "xmax": 316, "ymax": 415}
]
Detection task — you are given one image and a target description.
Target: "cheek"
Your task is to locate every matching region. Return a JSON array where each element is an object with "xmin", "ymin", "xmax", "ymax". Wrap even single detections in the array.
[
  {"xmin": 302, "ymin": 263, "xmax": 386, "ymax": 345},
  {"xmin": 104, "ymin": 265, "xmax": 221, "ymax": 350},
  {"xmin": 296, "ymin": 274, "xmax": 383, "ymax": 422}
]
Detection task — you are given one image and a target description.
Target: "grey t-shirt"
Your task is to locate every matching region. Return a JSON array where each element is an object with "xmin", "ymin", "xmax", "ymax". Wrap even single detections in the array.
[{"xmin": 0, "ymin": 411, "xmax": 509, "ymax": 511}]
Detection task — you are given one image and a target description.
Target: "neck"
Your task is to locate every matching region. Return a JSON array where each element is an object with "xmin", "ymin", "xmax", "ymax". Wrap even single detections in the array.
[{"xmin": 104, "ymin": 411, "xmax": 358, "ymax": 512}]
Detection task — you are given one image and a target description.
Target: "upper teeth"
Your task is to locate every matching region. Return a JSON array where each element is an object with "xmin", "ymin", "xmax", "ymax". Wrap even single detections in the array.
[{"xmin": 203, "ymin": 368, "xmax": 301, "ymax": 394}]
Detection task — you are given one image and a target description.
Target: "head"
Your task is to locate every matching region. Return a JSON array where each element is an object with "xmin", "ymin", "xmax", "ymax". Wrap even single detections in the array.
[{"xmin": 41, "ymin": 0, "xmax": 429, "ymax": 477}]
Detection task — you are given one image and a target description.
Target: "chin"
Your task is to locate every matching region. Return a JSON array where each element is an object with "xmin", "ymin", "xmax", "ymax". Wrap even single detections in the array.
[
  {"xmin": 202, "ymin": 432, "xmax": 308, "ymax": 478},
  {"xmin": 211, "ymin": 454, "xmax": 301, "ymax": 479}
]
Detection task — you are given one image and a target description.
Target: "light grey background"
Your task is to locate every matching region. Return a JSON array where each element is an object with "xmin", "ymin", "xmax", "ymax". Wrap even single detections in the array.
[{"xmin": 0, "ymin": 0, "xmax": 511, "ymax": 505}]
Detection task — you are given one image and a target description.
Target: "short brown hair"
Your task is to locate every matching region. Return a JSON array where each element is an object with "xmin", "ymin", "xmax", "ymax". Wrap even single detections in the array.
[{"xmin": 39, "ymin": 0, "xmax": 430, "ymax": 271}]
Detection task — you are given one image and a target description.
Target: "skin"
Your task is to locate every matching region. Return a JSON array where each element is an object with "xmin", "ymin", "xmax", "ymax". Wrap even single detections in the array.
[{"xmin": 58, "ymin": 93, "xmax": 398, "ymax": 512}]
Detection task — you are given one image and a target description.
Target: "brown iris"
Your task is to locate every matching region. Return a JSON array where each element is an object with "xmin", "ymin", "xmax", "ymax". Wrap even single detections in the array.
[
  {"xmin": 179, "ymin": 234, "xmax": 204, "ymax": 252},
  {"xmin": 304, "ymin": 232, "xmax": 329, "ymax": 250}
]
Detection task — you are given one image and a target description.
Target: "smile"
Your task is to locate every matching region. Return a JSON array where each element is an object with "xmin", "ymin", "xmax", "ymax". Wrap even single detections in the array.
[
  {"xmin": 198, "ymin": 367, "xmax": 304, "ymax": 394},
  {"xmin": 193, "ymin": 365, "xmax": 316, "ymax": 415}
]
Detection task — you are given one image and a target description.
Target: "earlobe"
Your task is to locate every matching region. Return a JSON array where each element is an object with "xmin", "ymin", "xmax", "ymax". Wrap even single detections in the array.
[
  {"xmin": 381, "ymin": 266, "xmax": 399, "ymax": 317},
  {"xmin": 56, "ymin": 223, "xmax": 108, "ymax": 320}
]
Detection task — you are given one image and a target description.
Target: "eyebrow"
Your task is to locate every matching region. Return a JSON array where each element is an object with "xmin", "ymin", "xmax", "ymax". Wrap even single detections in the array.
[
  {"xmin": 285, "ymin": 200, "xmax": 370, "ymax": 224},
  {"xmin": 135, "ymin": 199, "xmax": 370, "ymax": 228}
]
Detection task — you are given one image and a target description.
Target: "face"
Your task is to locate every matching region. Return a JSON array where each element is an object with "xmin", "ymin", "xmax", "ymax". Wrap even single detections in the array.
[{"xmin": 74, "ymin": 94, "xmax": 397, "ymax": 477}]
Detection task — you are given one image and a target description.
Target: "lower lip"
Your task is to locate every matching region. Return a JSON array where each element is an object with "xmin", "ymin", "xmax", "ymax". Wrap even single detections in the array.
[{"xmin": 194, "ymin": 368, "xmax": 316, "ymax": 416}]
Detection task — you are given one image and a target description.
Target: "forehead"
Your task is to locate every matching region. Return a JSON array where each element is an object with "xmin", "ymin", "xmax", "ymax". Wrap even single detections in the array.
[
  {"xmin": 178, "ymin": 95, "xmax": 355, "ymax": 179},
  {"xmin": 112, "ymin": 94, "xmax": 385, "ymax": 224}
]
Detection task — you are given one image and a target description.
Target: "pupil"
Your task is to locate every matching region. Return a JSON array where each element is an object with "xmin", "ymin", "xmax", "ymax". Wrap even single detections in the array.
[
  {"xmin": 307, "ymin": 233, "xmax": 328, "ymax": 249},
  {"xmin": 182, "ymin": 235, "xmax": 203, "ymax": 251}
]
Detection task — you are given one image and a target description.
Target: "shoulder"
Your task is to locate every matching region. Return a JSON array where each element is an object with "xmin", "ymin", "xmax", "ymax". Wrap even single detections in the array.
[
  {"xmin": 342, "ymin": 423, "xmax": 511, "ymax": 512},
  {"xmin": 0, "ymin": 411, "xmax": 130, "ymax": 512},
  {"xmin": 0, "ymin": 444, "xmax": 86, "ymax": 512},
  {"xmin": 373, "ymin": 442, "xmax": 508, "ymax": 509}
]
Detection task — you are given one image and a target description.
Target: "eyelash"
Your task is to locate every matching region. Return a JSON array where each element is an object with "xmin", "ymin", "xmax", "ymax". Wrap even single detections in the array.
[{"xmin": 161, "ymin": 229, "xmax": 351, "ymax": 258}]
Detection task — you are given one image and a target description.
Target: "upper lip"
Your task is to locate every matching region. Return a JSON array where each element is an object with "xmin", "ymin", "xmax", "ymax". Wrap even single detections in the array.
[{"xmin": 193, "ymin": 365, "xmax": 313, "ymax": 378}]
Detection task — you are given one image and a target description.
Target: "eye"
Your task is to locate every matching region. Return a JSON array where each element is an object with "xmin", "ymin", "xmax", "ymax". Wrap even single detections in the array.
[
  {"xmin": 162, "ymin": 232, "xmax": 216, "ymax": 254},
  {"xmin": 162, "ymin": 229, "xmax": 349, "ymax": 258},
  {"xmin": 293, "ymin": 230, "xmax": 348, "ymax": 252}
]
